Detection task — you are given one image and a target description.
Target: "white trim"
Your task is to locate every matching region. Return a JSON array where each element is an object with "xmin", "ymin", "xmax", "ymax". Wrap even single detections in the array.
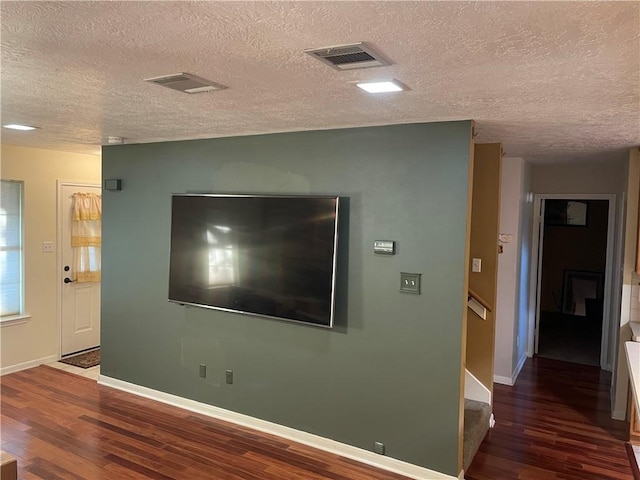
[
  {"xmin": 512, "ymin": 352, "xmax": 527, "ymax": 383},
  {"xmin": 0, "ymin": 313, "xmax": 31, "ymax": 327},
  {"xmin": 609, "ymin": 192, "xmax": 626, "ymax": 381},
  {"xmin": 493, "ymin": 375, "xmax": 513, "ymax": 386},
  {"xmin": 527, "ymin": 195, "xmax": 542, "ymax": 357},
  {"xmin": 98, "ymin": 375, "xmax": 457, "ymax": 480},
  {"xmin": 493, "ymin": 346, "xmax": 528, "ymax": 387},
  {"xmin": 464, "ymin": 368, "xmax": 492, "ymax": 404},
  {"xmin": 494, "ymin": 352, "xmax": 527, "ymax": 386},
  {"xmin": 1, "ymin": 354, "xmax": 58, "ymax": 376},
  {"xmin": 527, "ymin": 194, "xmax": 617, "ymax": 371},
  {"xmin": 611, "ymin": 409, "xmax": 626, "ymax": 421},
  {"xmin": 601, "ymin": 197, "xmax": 617, "ymax": 370}
]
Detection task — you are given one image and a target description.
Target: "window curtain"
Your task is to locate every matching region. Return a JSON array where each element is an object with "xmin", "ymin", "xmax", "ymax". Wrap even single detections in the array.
[{"xmin": 71, "ymin": 193, "xmax": 101, "ymax": 283}]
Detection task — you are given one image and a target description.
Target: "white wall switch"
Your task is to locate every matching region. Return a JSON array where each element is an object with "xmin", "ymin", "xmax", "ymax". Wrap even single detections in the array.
[
  {"xmin": 472, "ymin": 258, "xmax": 482, "ymax": 273},
  {"xmin": 42, "ymin": 241, "xmax": 54, "ymax": 253}
]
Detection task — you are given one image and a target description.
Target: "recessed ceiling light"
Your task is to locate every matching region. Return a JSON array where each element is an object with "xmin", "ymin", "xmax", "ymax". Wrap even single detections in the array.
[
  {"xmin": 356, "ymin": 80, "xmax": 407, "ymax": 94},
  {"xmin": 3, "ymin": 124, "xmax": 37, "ymax": 131}
]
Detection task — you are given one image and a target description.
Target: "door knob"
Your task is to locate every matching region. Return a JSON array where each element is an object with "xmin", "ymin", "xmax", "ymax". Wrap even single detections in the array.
[{"xmin": 64, "ymin": 277, "xmax": 75, "ymax": 284}]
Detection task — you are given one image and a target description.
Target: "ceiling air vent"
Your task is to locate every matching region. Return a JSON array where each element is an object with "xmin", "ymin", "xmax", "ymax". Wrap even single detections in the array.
[
  {"xmin": 144, "ymin": 73, "xmax": 227, "ymax": 94},
  {"xmin": 304, "ymin": 42, "xmax": 391, "ymax": 71}
]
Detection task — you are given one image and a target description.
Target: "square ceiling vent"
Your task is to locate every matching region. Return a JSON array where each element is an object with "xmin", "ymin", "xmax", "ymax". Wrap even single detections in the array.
[
  {"xmin": 304, "ymin": 42, "xmax": 391, "ymax": 71},
  {"xmin": 144, "ymin": 73, "xmax": 227, "ymax": 94}
]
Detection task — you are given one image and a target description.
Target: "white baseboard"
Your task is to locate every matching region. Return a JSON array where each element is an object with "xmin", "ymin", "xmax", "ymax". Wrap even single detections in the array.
[
  {"xmin": 99, "ymin": 375, "xmax": 457, "ymax": 480},
  {"xmin": 511, "ymin": 353, "xmax": 527, "ymax": 383},
  {"xmin": 493, "ymin": 375, "xmax": 513, "ymax": 386},
  {"xmin": 1, "ymin": 354, "xmax": 58, "ymax": 376},
  {"xmin": 612, "ymin": 409, "xmax": 626, "ymax": 421},
  {"xmin": 494, "ymin": 354, "xmax": 527, "ymax": 387}
]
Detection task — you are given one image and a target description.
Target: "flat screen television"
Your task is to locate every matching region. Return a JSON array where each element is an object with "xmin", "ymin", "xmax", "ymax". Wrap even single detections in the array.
[{"xmin": 168, "ymin": 194, "xmax": 339, "ymax": 327}]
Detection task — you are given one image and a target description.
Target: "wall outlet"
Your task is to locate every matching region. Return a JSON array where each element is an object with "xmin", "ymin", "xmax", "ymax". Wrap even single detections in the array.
[
  {"xmin": 199, "ymin": 364, "xmax": 206, "ymax": 378},
  {"xmin": 225, "ymin": 369, "xmax": 233, "ymax": 384},
  {"xmin": 42, "ymin": 241, "xmax": 54, "ymax": 253},
  {"xmin": 373, "ymin": 441, "xmax": 385, "ymax": 455}
]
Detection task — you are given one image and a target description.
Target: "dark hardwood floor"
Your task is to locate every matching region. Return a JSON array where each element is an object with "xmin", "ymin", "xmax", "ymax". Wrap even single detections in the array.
[
  {"xmin": 1, "ymin": 365, "xmax": 415, "ymax": 480},
  {"xmin": 2, "ymin": 360, "xmax": 635, "ymax": 479},
  {"xmin": 466, "ymin": 357, "xmax": 634, "ymax": 480},
  {"xmin": 537, "ymin": 311, "xmax": 602, "ymax": 366}
]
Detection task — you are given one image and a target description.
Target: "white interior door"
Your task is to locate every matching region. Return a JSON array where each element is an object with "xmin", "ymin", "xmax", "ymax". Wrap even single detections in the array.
[{"xmin": 60, "ymin": 183, "xmax": 101, "ymax": 356}]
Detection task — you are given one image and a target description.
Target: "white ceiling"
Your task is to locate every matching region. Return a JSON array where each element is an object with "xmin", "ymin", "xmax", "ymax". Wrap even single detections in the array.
[{"xmin": 1, "ymin": 1, "xmax": 638, "ymax": 163}]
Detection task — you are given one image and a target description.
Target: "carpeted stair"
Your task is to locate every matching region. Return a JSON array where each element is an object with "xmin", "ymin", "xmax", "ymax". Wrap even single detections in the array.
[{"xmin": 463, "ymin": 399, "xmax": 492, "ymax": 472}]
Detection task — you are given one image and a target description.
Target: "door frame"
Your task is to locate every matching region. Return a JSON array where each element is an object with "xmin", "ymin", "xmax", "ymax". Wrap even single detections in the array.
[
  {"xmin": 527, "ymin": 193, "xmax": 616, "ymax": 370},
  {"xmin": 56, "ymin": 180, "xmax": 101, "ymax": 359}
]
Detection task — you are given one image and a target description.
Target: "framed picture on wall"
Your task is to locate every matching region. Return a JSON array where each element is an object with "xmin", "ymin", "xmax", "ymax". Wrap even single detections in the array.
[{"xmin": 545, "ymin": 200, "xmax": 588, "ymax": 226}]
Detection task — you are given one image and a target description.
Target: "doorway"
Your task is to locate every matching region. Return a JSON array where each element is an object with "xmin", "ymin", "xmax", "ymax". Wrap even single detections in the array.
[
  {"xmin": 530, "ymin": 194, "xmax": 616, "ymax": 370},
  {"xmin": 58, "ymin": 182, "xmax": 101, "ymax": 357}
]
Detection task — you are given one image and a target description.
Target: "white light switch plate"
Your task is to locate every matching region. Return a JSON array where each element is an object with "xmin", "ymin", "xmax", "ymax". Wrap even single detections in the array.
[
  {"xmin": 42, "ymin": 241, "xmax": 54, "ymax": 253},
  {"xmin": 472, "ymin": 258, "xmax": 482, "ymax": 273}
]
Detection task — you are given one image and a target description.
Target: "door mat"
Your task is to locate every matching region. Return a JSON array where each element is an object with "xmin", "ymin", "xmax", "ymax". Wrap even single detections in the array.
[{"xmin": 60, "ymin": 348, "xmax": 100, "ymax": 369}]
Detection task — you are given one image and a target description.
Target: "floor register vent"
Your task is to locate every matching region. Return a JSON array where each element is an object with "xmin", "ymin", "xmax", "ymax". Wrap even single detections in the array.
[{"xmin": 304, "ymin": 42, "xmax": 391, "ymax": 70}]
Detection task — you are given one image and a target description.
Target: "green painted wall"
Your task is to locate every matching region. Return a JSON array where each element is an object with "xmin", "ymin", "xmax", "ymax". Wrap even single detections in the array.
[{"xmin": 101, "ymin": 121, "xmax": 472, "ymax": 475}]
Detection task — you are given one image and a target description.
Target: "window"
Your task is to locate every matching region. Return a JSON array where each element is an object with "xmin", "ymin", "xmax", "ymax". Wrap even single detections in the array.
[{"xmin": 0, "ymin": 180, "xmax": 24, "ymax": 318}]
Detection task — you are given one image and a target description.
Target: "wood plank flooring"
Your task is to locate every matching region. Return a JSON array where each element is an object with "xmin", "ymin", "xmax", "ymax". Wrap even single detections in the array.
[
  {"xmin": 466, "ymin": 357, "xmax": 634, "ymax": 480},
  {"xmin": 2, "ymin": 358, "xmax": 635, "ymax": 479},
  {"xmin": 1, "ymin": 365, "xmax": 414, "ymax": 480}
]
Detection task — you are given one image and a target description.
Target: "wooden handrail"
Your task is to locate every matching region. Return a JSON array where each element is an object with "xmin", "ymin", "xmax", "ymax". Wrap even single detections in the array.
[{"xmin": 468, "ymin": 288, "xmax": 492, "ymax": 313}]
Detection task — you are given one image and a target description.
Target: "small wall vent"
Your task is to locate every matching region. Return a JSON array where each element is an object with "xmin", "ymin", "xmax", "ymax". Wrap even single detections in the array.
[
  {"xmin": 144, "ymin": 73, "xmax": 227, "ymax": 94},
  {"xmin": 304, "ymin": 42, "xmax": 391, "ymax": 71}
]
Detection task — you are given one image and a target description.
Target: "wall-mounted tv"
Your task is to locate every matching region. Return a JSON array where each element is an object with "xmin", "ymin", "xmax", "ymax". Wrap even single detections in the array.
[{"xmin": 168, "ymin": 194, "xmax": 340, "ymax": 328}]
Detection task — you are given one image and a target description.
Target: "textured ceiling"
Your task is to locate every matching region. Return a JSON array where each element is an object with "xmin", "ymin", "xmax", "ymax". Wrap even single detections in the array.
[{"xmin": 1, "ymin": 1, "xmax": 638, "ymax": 163}]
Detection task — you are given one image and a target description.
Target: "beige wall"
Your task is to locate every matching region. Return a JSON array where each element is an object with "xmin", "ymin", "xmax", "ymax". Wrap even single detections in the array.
[
  {"xmin": 466, "ymin": 143, "xmax": 502, "ymax": 392},
  {"xmin": 532, "ymin": 158, "xmax": 626, "ymax": 194},
  {"xmin": 0, "ymin": 145, "xmax": 101, "ymax": 372}
]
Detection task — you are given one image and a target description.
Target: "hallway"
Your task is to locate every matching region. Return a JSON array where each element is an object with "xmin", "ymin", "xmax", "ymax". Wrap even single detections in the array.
[
  {"xmin": 537, "ymin": 311, "xmax": 602, "ymax": 366},
  {"xmin": 465, "ymin": 357, "xmax": 634, "ymax": 479}
]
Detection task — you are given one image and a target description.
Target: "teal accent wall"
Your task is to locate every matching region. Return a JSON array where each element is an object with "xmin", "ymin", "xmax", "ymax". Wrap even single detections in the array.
[{"xmin": 101, "ymin": 121, "xmax": 472, "ymax": 476}]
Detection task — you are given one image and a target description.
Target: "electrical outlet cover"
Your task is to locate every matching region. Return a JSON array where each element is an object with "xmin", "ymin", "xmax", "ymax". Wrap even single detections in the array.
[{"xmin": 400, "ymin": 272, "xmax": 421, "ymax": 294}]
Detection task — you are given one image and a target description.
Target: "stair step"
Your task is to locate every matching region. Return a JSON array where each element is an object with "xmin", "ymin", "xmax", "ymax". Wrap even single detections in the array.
[{"xmin": 463, "ymin": 399, "xmax": 491, "ymax": 472}]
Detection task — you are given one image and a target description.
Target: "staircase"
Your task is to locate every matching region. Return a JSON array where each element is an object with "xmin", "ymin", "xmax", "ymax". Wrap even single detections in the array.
[{"xmin": 463, "ymin": 399, "xmax": 492, "ymax": 472}]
